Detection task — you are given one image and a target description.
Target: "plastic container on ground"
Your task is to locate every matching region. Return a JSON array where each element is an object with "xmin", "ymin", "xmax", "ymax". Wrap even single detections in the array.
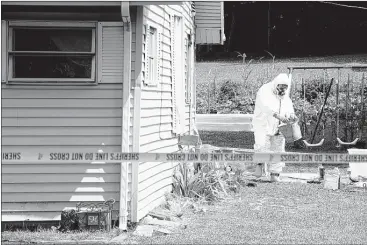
[{"xmin": 347, "ymin": 148, "xmax": 367, "ymax": 179}]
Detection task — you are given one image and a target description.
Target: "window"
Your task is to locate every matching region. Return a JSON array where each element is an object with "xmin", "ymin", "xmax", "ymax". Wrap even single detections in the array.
[
  {"xmin": 144, "ymin": 25, "xmax": 160, "ymax": 86},
  {"xmin": 7, "ymin": 22, "xmax": 96, "ymax": 84}
]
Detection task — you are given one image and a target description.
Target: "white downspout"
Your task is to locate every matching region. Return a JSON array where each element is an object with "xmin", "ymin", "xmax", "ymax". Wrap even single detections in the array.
[
  {"xmin": 120, "ymin": 0, "xmax": 131, "ymax": 231},
  {"xmin": 130, "ymin": 5, "xmax": 144, "ymax": 223}
]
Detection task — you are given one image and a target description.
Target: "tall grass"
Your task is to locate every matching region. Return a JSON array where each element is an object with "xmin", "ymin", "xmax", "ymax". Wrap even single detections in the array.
[{"xmin": 172, "ymin": 161, "xmax": 244, "ymax": 203}]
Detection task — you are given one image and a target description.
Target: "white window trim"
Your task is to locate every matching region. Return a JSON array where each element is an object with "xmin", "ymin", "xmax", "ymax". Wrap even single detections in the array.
[
  {"xmin": 184, "ymin": 31, "xmax": 193, "ymax": 104},
  {"xmin": 143, "ymin": 23, "xmax": 161, "ymax": 87},
  {"xmin": 6, "ymin": 21, "xmax": 97, "ymax": 85},
  {"xmin": 172, "ymin": 14, "xmax": 185, "ymax": 135}
]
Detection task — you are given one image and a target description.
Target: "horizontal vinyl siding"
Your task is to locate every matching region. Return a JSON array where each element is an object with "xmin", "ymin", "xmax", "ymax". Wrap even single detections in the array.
[
  {"xmin": 1, "ymin": 84, "xmax": 123, "ymax": 222},
  {"xmin": 135, "ymin": 4, "xmax": 195, "ymax": 222},
  {"xmin": 137, "ymin": 4, "xmax": 173, "ymax": 222},
  {"xmin": 195, "ymin": 1, "xmax": 221, "ymax": 28},
  {"xmin": 194, "ymin": 1, "xmax": 223, "ymax": 44},
  {"xmin": 0, "ymin": 20, "xmax": 138, "ymax": 222},
  {"xmin": 2, "ymin": 163, "xmax": 123, "ymax": 221},
  {"xmin": 140, "ymin": 3, "xmax": 177, "ymax": 154},
  {"xmin": 1, "ymin": 84, "xmax": 123, "ymax": 152}
]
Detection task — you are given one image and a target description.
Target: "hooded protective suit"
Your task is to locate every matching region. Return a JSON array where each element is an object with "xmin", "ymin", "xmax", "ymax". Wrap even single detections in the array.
[{"xmin": 252, "ymin": 73, "xmax": 295, "ymax": 175}]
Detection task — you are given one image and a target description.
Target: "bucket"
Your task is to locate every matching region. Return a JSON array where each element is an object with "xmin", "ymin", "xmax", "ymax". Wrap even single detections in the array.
[
  {"xmin": 292, "ymin": 123, "xmax": 303, "ymax": 141},
  {"xmin": 278, "ymin": 122, "xmax": 303, "ymax": 143},
  {"xmin": 278, "ymin": 123, "xmax": 293, "ymax": 142},
  {"xmin": 347, "ymin": 148, "xmax": 367, "ymax": 179}
]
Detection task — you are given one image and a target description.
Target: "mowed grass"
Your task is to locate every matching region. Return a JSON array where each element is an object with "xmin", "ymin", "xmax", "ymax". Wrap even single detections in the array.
[
  {"xmin": 116, "ymin": 182, "xmax": 367, "ymax": 245},
  {"xmin": 1, "ymin": 227, "xmax": 123, "ymax": 243}
]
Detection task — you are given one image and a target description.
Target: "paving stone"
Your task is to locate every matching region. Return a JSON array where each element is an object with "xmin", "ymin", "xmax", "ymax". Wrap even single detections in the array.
[
  {"xmin": 109, "ymin": 233, "xmax": 128, "ymax": 244},
  {"xmin": 324, "ymin": 175, "xmax": 340, "ymax": 190},
  {"xmin": 281, "ymin": 172, "xmax": 319, "ymax": 180},
  {"xmin": 75, "ymin": 241, "xmax": 108, "ymax": 245},
  {"xmin": 154, "ymin": 227, "xmax": 174, "ymax": 235},
  {"xmin": 133, "ymin": 225, "xmax": 155, "ymax": 237},
  {"xmin": 149, "ymin": 208, "xmax": 179, "ymax": 221},
  {"xmin": 281, "ymin": 177, "xmax": 308, "ymax": 183},
  {"xmin": 32, "ymin": 240, "xmax": 108, "ymax": 245},
  {"xmin": 143, "ymin": 217, "xmax": 182, "ymax": 228},
  {"xmin": 169, "ymin": 216, "xmax": 182, "ymax": 223}
]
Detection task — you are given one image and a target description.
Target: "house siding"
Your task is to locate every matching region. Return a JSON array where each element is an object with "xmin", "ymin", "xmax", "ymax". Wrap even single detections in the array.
[
  {"xmin": 1, "ymin": 15, "xmax": 137, "ymax": 222},
  {"xmin": 135, "ymin": 3, "xmax": 195, "ymax": 221},
  {"xmin": 1, "ymin": 85, "xmax": 123, "ymax": 221},
  {"xmin": 194, "ymin": 1, "xmax": 224, "ymax": 44}
]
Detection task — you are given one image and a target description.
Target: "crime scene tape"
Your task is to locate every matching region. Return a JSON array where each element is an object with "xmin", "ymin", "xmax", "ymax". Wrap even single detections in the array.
[{"xmin": 2, "ymin": 151, "xmax": 367, "ymax": 164}]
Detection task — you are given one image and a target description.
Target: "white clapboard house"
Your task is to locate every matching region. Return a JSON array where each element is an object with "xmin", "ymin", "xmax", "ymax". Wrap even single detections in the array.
[{"xmin": 1, "ymin": 1, "xmax": 224, "ymax": 229}]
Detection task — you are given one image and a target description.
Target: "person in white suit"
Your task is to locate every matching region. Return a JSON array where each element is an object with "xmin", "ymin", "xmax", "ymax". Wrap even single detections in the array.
[{"xmin": 252, "ymin": 73, "xmax": 304, "ymax": 182}]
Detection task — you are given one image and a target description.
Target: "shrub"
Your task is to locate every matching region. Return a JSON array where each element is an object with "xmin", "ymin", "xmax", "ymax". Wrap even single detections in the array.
[{"xmin": 217, "ymin": 80, "xmax": 240, "ymax": 102}]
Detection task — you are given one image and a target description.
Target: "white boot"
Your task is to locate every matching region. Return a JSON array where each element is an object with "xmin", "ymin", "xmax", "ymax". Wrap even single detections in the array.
[
  {"xmin": 270, "ymin": 172, "xmax": 281, "ymax": 182},
  {"xmin": 254, "ymin": 163, "xmax": 263, "ymax": 178}
]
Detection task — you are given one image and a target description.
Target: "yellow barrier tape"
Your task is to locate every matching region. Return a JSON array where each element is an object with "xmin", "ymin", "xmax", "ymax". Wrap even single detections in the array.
[{"xmin": 2, "ymin": 151, "xmax": 367, "ymax": 164}]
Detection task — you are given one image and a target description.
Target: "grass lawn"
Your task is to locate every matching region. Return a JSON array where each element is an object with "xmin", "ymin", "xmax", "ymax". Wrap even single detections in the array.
[
  {"xmin": 116, "ymin": 181, "xmax": 367, "ymax": 244},
  {"xmin": 4, "ymin": 180, "xmax": 366, "ymax": 244},
  {"xmin": 1, "ymin": 227, "xmax": 128, "ymax": 244},
  {"xmin": 4, "ymin": 179, "xmax": 366, "ymax": 245}
]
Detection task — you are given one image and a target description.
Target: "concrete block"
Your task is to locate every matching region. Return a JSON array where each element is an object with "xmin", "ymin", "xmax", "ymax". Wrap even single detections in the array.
[
  {"xmin": 324, "ymin": 175, "xmax": 340, "ymax": 190},
  {"xmin": 133, "ymin": 225, "xmax": 155, "ymax": 237}
]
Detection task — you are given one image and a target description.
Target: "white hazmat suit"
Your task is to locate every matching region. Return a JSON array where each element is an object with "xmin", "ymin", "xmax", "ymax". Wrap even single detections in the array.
[{"xmin": 252, "ymin": 73, "xmax": 296, "ymax": 178}]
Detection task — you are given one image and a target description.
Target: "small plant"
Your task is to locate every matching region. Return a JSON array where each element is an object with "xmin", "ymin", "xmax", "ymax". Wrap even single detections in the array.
[{"xmin": 172, "ymin": 160, "xmax": 243, "ymax": 203}]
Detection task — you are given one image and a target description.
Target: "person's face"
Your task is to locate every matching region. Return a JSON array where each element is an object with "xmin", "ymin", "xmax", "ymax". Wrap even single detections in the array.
[{"xmin": 276, "ymin": 84, "xmax": 288, "ymax": 96}]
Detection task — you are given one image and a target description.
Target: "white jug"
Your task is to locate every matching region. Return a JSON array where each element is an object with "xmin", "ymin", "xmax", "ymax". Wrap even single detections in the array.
[{"xmin": 292, "ymin": 122, "xmax": 303, "ymax": 141}]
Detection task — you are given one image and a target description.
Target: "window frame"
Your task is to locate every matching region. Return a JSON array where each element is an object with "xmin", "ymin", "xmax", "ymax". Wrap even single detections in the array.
[
  {"xmin": 145, "ymin": 26, "xmax": 158, "ymax": 85},
  {"xmin": 6, "ymin": 21, "xmax": 97, "ymax": 85},
  {"xmin": 184, "ymin": 32, "xmax": 192, "ymax": 104},
  {"xmin": 171, "ymin": 14, "xmax": 186, "ymax": 134},
  {"xmin": 143, "ymin": 22, "xmax": 162, "ymax": 88}
]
